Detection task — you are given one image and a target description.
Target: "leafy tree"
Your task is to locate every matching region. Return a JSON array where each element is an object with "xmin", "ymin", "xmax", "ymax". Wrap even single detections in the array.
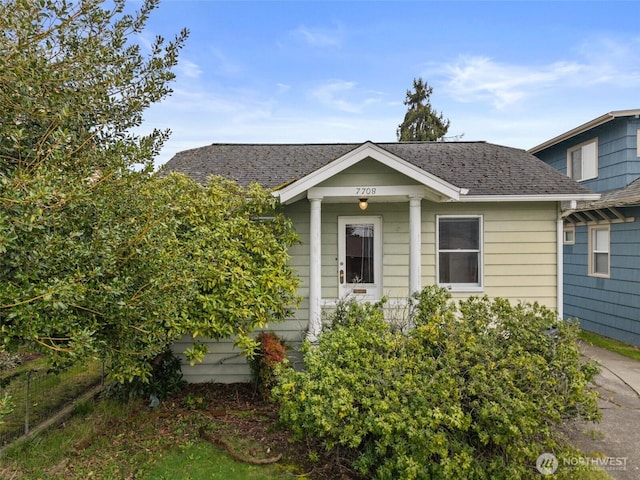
[
  {"xmin": 0, "ymin": 0, "xmax": 300, "ymax": 384},
  {"xmin": 162, "ymin": 173, "xmax": 300, "ymax": 366},
  {"xmin": 0, "ymin": 0, "xmax": 190, "ymax": 381},
  {"xmin": 397, "ymin": 78, "xmax": 451, "ymax": 141}
]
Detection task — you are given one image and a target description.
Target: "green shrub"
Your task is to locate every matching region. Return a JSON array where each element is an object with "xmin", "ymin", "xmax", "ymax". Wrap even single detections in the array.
[
  {"xmin": 274, "ymin": 286, "xmax": 600, "ymax": 479},
  {"xmin": 0, "ymin": 392, "xmax": 15, "ymax": 423},
  {"xmin": 106, "ymin": 350, "xmax": 185, "ymax": 401}
]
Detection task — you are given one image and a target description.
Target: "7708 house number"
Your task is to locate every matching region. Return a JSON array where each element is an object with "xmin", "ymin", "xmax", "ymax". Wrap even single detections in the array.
[{"xmin": 355, "ymin": 187, "xmax": 377, "ymax": 195}]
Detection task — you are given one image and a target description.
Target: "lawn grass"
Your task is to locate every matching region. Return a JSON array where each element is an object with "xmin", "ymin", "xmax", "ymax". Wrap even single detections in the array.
[
  {"xmin": 0, "ymin": 396, "xmax": 302, "ymax": 479},
  {"xmin": 144, "ymin": 441, "xmax": 296, "ymax": 480},
  {"xmin": 579, "ymin": 330, "xmax": 640, "ymax": 362}
]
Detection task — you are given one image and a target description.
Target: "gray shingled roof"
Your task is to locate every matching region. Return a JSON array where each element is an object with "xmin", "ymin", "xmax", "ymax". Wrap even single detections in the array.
[
  {"xmin": 161, "ymin": 141, "xmax": 595, "ymax": 197},
  {"xmin": 573, "ymin": 177, "xmax": 640, "ymax": 211}
]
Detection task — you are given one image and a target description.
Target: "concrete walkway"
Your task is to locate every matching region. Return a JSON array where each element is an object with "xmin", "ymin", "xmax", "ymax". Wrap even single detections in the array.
[
  {"xmin": 559, "ymin": 343, "xmax": 640, "ymax": 480},
  {"xmin": 581, "ymin": 343, "xmax": 640, "ymax": 398}
]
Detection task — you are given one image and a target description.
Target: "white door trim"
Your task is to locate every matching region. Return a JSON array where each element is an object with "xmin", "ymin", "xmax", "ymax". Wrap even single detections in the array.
[{"xmin": 338, "ymin": 216, "xmax": 382, "ymax": 302}]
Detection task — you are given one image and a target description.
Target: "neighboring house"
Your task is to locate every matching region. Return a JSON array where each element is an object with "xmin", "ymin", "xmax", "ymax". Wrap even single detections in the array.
[
  {"xmin": 163, "ymin": 141, "xmax": 598, "ymax": 382},
  {"xmin": 530, "ymin": 109, "xmax": 640, "ymax": 346}
]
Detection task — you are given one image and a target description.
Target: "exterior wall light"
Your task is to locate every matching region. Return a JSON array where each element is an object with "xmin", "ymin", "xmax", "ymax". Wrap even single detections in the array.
[{"xmin": 358, "ymin": 198, "xmax": 368, "ymax": 210}]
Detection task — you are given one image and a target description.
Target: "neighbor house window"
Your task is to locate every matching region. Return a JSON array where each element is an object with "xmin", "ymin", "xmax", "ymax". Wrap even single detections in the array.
[
  {"xmin": 589, "ymin": 225, "xmax": 610, "ymax": 277},
  {"xmin": 563, "ymin": 225, "xmax": 575, "ymax": 245},
  {"xmin": 437, "ymin": 215, "xmax": 483, "ymax": 290},
  {"xmin": 567, "ymin": 139, "xmax": 598, "ymax": 181},
  {"xmin": 637, "ymin": 129, "xmax": 640, "ymax": 157}
]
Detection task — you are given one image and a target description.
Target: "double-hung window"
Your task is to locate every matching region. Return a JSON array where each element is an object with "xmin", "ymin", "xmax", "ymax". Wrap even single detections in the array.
[
  {"xmin": 567, "ymin": 139, "xmax": 598, "ymax": 182},
  {"xmin": 437, "ymin": 215, "xmax": 483, "ymax": 290},
  {"xmin": 589, "ymin": 225, "xmax": 610, "ymax": 277}
]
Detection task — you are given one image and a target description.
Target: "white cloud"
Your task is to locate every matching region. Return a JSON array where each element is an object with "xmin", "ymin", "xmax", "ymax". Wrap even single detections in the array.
[
  {"xmin": 177, "ymin": 59, "xmax": 202, "ymax": 79},
  {"xmin": 208, "ymin": 46, "xmax": 243, "ymax": 76},
  {"xmin": 573, "ymin": 35, "xmax": 640, "ymax": 85},
  {"xmin": 293, "ymin": 23, "xmax": 344, "ymax": 47},
  {"xmin": 276, "ymin": 83, "xmax": 291, "ymax": 95},
  {"xmin": 431, "ymin": 36, "xmax": 640, "ymax": 110},
  {"xmin": 435, "ymin": 55, "xmax": 587, "ymax": 109},
  {"xmin": 311, "ymin": 80, "xmax": 385, "ymax": 114},
  {"xmin": 312, "ymin": 80, "xmax": 360, "ymax": 113}
]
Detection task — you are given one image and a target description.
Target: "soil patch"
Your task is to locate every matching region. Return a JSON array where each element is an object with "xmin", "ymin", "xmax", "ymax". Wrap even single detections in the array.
[{"xmin": 171, "ymin": 383, "xmax": 364, "ymax": 480}]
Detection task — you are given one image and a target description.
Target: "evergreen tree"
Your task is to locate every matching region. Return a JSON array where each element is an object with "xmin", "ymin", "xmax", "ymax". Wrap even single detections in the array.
[{"xmin": 397, "ymin": 78, "xmax": 450, "ymax": 141}]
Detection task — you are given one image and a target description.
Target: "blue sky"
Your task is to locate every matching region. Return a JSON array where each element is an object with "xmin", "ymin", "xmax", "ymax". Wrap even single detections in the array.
[{"xmin": 136, "ymin": 0, "xmax": 640, "ymax": 167}]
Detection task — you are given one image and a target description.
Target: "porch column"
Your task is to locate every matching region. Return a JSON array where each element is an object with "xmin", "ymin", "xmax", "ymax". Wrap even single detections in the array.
[
  {"xmin": 307, "ymin": 196, "xmax": 322, "ymax": 343},
  {"xmin": 409, "ymin": 196, "xmax": 423, "ymax": 297}
]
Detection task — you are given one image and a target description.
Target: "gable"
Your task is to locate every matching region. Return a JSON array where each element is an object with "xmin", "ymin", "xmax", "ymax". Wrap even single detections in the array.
[
  {"xmin": 316, "ymin": 157, "xmax": 422, "ymax": 188},
  {"xmin": 531, "ymin": 111, "xmax": 640, "ymax": 193},
  {"xmin": 529, "ymin": 109, "xmax": 640, "ymax": 154},
  {"xmin": 275, "ymin": 142, "xmax": 464, "ymax": 205}
]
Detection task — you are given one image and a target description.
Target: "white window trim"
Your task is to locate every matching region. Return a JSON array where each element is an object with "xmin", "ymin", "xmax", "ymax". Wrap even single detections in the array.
[
  {"xmin": 563, "ymin": 225, "xmax": 575, "ymax": 245},
  {"xmin": 588, "ymin": 224, "xmax": 610, "ymax": 278},
  {"xmin": 436, "ymin": 214, "xmax": 484, "ymax": 292},
  {"xmin": 567, "ymin": 138, "xmax": 598, "ymax": 182},
  {"xmin": 636, "ymin": 129, "xmax": 640, "ymax": 158}
]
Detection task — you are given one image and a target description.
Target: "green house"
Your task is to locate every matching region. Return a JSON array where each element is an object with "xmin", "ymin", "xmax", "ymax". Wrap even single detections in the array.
[{"xmin": 164, "ymin": 141, "xmax": 598, "ymax": 382}]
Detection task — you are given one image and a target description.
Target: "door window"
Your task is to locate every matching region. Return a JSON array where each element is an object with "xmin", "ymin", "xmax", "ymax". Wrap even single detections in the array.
[{"xmin": 338, "ymin": 216, "xmax": 382, "ymax": 301}]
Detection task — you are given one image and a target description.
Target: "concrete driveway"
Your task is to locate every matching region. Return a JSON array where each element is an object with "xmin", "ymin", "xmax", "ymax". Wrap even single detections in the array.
[{"xmin": 559, "ymin": 343, "xmax": 640, "ymax": 480}]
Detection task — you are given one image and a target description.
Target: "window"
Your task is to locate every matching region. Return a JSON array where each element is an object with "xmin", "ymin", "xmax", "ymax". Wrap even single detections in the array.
[
  {"xmin": 437, "ymin": 216, "xmax": 482, "ymax": 290},
  {"xmin": 637, "ymin": 129, "xmax": 640, "ymax": 158},
  {"xmin": 567, "ymin": 139, "xmax": 597, "ymax": 181},
  {"xmin": 338, "ymin": 216, "xmax": 382, "ymax": 301},
  {"xmin": 563, "ymin": 225, "xmax": 575, "ymax": 245},
  {"xmin": 589, "ymin": 225, "xmax": 610, "ymax": 277},
  {"xmin": 345, "ymin": 223, "xmax": 375, "ymax": 283}
]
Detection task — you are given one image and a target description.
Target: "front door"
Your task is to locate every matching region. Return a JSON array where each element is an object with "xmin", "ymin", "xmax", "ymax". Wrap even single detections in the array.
[{"xmin": 338, "ymin": 216, "xmax": 382, "ymax": 302}]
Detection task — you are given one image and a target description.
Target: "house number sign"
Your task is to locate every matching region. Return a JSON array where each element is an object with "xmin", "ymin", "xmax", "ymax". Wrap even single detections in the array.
[{"xmin": 355, "ymin": 187, "xmax": 377, "ymax": 195}]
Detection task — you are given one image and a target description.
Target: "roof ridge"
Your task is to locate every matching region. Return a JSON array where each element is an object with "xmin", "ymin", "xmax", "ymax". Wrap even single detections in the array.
[{"xmin": 198, "ymin": 140, "xmax": 492, "ymax": 147}]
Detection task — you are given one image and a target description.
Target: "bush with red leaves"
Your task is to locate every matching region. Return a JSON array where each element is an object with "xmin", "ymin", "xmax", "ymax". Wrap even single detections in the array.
[{"xmin": 250, "ymin": 331, "xmax": 287, "ymax": 398}]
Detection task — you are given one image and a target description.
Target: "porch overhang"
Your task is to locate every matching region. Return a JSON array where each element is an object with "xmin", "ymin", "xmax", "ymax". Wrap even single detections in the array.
[
  {"xmin": 563, "ymin": 206, "xmax": 636, "ymax": 225},
  {"xmin": 561, "ymin": 185, "xmax": 639, "ymax": 225}
]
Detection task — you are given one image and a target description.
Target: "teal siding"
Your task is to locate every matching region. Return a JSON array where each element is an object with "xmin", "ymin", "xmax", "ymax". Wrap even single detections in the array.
[
  {"xmin": 535, "ymin": 117, "xmax": 640, "ymax": 192},
  {"xmin": 563, "ymin": 206, "xmax": 640, "ymax": 346},
  {"xmin": 535, "ymin": 115, "xmax": 640, "ymax": 346}
]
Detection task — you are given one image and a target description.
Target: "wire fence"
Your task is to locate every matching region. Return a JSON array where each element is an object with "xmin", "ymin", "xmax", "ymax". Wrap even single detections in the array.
[{"xmin": 0, "ymin": 360, "xmax": 104, "ymax": 447}]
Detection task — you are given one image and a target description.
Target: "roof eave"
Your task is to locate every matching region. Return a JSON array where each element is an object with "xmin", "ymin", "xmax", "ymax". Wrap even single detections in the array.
[
  {"xmin": 459, "ymin": 193, "xmax": 601, "ymax": 203},
  {"xmin": 528, "ymin": 109, "xmax": 640, "ymax": 154}
]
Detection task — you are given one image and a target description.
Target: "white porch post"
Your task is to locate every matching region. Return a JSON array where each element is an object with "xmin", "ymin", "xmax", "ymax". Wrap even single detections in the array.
[
  {"xmin": 409, "ymin": 196, "xmax": 423, "ymax": 297},
  {"xmin": 307, "ymin": 196, "xmax": 322, "ymax": 342}
]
